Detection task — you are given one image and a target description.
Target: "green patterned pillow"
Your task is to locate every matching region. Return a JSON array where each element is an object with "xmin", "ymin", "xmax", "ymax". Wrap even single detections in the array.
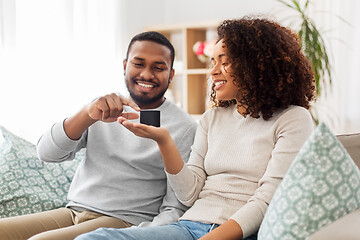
[
  {"xmin": 258, "ymin": 123, "xmax": 360, "ymax": 240},
  {"xmin": 0, "ymin": 126, "xmax": 83, "ymax": 218}
]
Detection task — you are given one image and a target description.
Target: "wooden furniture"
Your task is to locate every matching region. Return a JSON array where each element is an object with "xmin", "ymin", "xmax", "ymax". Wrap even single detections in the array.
[{"xmin": 146, "ymin": 22, "xmax": 219, "ymax": 117}]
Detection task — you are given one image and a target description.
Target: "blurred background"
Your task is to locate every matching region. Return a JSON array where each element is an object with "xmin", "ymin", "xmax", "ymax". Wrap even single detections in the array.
[{"xmin": 1, "ymin": 0, "xmax": 359, "ymax": 143}]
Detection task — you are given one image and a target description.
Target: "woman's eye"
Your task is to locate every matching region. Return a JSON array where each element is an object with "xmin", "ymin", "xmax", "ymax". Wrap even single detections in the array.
[{"xmin": 222, "ymin": 62, "xmax": 231, "ymax": 73}]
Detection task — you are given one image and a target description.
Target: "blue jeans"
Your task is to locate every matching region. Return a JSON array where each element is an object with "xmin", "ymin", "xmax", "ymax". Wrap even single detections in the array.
[{"xmin": 75, "ymin": 220, "xmax": 258, "ymax": 240}]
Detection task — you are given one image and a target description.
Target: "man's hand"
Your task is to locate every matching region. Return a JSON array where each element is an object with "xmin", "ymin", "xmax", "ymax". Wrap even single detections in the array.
[
  {"xmin": 87, "ymin": 93, "xmax": 140, "ymax": 122},
  {"xmin": 64, "ymin": 93, "xmax": 140, "ymax": 140}
]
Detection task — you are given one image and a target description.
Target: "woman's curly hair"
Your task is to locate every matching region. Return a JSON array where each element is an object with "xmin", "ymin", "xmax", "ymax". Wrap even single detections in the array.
[{"xmin": 210, "ymin": 17, "xmax": 315, "ymax": 120}]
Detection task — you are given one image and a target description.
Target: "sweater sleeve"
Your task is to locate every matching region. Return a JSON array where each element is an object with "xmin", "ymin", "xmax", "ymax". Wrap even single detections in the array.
[
  {"xmin": 230, "ymin": 107, "xmax": 314, "ymax": 238},
  {"xmin": 140, "ymin": 123, "xmax": 198, "ymax": 227},
  {"xmin": 166, "ymin": 111, "xmax": 211, "ymax": 207},
  {"xmin": 36, "ymin": 120, "xmax": 86, "ymax": 162}
]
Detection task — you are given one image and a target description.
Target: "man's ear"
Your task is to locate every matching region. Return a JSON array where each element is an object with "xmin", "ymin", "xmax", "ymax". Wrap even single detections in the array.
[
  {"xmin": 169, "ymin": 68, "xmax": 175, "ymax": 84},
  {"xmin": 123, "ymin": 59, "xmax": 127, "ymax": 75}
]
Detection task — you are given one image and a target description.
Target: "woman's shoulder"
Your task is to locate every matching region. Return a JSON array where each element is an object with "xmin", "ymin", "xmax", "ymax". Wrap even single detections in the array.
[
  {"xmin": 274, "ymin": 105, "xmax": 311, "ymax": 119},
  {"xmin": 271, "ymin": 105, "xmax": 314, "ymax": 130},
  {"xmin": 198, "ymin": 107, "xmax": 215, "ymax": 126}
]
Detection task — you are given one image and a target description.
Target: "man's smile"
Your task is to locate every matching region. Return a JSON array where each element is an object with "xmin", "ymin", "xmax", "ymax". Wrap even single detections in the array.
[{"xmin": 134, "ymin": 80, "xmax": 159, "ymax": 93}]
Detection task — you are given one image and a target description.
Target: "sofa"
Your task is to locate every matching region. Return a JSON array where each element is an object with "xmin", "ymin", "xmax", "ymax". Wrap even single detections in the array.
[{"xmin": 1, "ymin": 125, "xmax": 359, "ymax": 239}]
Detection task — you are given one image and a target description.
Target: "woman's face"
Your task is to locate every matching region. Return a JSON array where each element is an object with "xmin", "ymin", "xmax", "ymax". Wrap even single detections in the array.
[{"xmin": 210, "ymin": 39, "xmax": 238, "ymax": 101}]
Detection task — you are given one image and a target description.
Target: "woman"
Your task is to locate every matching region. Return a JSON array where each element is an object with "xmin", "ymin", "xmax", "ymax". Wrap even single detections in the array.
[{"xmin": 76, "ymin": 17, "xmax": 315, "ymax": 240}]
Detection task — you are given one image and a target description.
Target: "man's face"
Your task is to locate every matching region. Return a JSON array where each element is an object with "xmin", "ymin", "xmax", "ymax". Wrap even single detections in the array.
[{"xmin": 123, "ymin": 40, "xmax": 174, "ymax": 109}]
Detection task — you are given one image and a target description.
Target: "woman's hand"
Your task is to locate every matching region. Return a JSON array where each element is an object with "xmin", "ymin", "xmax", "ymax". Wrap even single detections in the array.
[
  {"xmin": 118, "ymin": 116, "xmax": 184, "ymax": 174},
  {"xmin": 199, "ymin": 220, "xmax": 243, "ymax": 240},
  {"xmin": 117, "ymin": 117, "xmax": 170, "ymax": 144}
]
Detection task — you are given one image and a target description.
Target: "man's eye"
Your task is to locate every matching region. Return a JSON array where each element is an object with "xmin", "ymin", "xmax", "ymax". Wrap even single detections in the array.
[
  {"xmin": 154, "ymin": 66, "xmax": 164, "ymax": 71},
  {"xmin": 132, "ymin": 62, "xmax": 143, "ymax": 67}
]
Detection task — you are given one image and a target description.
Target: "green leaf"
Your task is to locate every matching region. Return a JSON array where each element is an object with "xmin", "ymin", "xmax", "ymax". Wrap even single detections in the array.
[
  {"xmin": 276, "ymin": 0, "xmax": 347, "ymax": 122},
  {"xmin": 291, "ymin": 0, "xmax": 302, "ymax": 12},
  {"xmin": 278, "ymin": 0, "xmax": 296, "ymax": 10}
]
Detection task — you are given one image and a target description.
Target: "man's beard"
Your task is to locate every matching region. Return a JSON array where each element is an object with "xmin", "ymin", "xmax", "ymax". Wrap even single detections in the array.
[
  {"xmin": 129, "ymin": 87, "xmax": 167, "ymax": 105},
  {"xmin": 126, "ymin": 77, "xmax": 170, "ymax": 106}
]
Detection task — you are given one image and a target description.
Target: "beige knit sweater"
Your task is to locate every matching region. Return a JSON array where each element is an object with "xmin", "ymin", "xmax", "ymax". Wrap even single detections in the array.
[{"xmin": 167, "ymin": 104, "xmax": 314, "ymax": 238}]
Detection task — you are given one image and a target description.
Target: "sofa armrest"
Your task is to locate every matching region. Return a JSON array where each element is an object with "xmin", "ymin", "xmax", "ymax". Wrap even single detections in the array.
[
  {"xmin": 337, "ymin": 133, "xmax": 360, "ymax": 169},
  {"xmin": 309, "ymin": 209, "xmax": 360, "ymax": 240}
]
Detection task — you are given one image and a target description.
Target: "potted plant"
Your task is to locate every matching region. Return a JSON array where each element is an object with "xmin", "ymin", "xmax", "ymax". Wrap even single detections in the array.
[{"xmin": 277, "ymin": 0, "xmax": 334, "ymax": 124}]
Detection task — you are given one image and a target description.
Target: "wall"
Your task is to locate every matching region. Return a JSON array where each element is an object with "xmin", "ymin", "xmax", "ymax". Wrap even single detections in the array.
[{"xmin": 121, "ymin": 0, "xmax": 281, "ymax": 41}]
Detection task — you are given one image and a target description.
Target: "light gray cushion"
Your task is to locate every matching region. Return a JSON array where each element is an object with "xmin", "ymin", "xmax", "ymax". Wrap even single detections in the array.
[{"xmin": 0, "ymin": 126, "xmax": 83, "ymax": 218}]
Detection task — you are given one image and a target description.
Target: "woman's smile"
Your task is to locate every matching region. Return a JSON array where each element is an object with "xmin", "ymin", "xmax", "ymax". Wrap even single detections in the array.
[{"xmin": 214, "ymin": 80, "xmax": 227, "ymax": 91}]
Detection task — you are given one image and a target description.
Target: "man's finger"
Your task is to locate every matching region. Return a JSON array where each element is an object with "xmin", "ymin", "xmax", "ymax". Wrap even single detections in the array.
[
  {"xmin": 105, "ymin": 95, "xmax": 119, "ymax": 118},
  {"xmin": 110, "ymin": 93, "xmax": 124, "ymax": 117},
  {"xmin": 94, "ymin": 98, "xmax": 110, "ymax": 120},
  {"xmin": 117, "ymin": 116, "xmax": 126, "ymax": 124},
  {"xmin": 119, "ymin": 112, "xmax": 139, "ymax": 120},
  {"xmin": 117, "ymin": 94, "xmax": 140, "ymax": 111}
]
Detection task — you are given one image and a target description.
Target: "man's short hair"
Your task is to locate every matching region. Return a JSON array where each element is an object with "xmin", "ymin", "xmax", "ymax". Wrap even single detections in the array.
[{"xmin": 126, "ymin": 31, "xmax": 175, "ymax": 69}]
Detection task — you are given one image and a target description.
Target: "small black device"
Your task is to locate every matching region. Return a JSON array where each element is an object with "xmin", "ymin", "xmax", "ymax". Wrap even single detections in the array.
[{"xmin": 140, "ymin": 110, "xmax": 160, "ymax": 127}]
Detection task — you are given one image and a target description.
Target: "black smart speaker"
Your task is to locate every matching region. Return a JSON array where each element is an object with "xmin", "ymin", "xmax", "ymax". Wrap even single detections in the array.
[{"xmin": 140, "ymin": 110, "xmax": 160, "ymax": 127}]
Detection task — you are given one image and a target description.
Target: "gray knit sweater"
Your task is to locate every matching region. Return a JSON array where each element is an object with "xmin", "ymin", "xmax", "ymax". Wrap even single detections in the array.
[
  {"xmin": 167, "ymin": 105, "xmax": 313, "ymax": 238},
  {"xmin": 37, "ymin": 99, "xmax": 197, "ymax": 226}
]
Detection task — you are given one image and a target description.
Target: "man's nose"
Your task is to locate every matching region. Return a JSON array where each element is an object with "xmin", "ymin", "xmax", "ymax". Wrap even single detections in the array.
[{"xmin": 140, "ymin": 67, "xmax": 154, "ymax": 80}]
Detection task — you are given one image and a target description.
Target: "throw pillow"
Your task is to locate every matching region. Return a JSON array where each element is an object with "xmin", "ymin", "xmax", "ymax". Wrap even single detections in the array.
[
  {"xmin": 0, "ymin": 126, "xmax": 83, "ymax": 218},
  {"xmin": 258, "ymin": 123, "xmax": 360, "ymax": 240}
]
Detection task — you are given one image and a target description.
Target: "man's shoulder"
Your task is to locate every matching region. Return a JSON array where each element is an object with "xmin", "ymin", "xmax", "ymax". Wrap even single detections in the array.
[
  {"xmin": 164, "ymin": 101, "xmax": 196, "ymax": 122},
  {"xmin": 162, "ymin": 100, "xmax": 197, "ymax": 131}
]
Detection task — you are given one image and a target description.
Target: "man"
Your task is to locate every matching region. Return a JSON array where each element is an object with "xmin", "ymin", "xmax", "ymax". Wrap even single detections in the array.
[{"xmin": 0, "ymin": 31, "xmax": 197, "ymax": 240}]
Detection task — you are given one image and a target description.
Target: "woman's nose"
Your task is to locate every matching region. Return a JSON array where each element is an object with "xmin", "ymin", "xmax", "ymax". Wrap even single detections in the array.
[{"xmin": 210, "ymin": 63, "xmax": 220, "ymax": 76}]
